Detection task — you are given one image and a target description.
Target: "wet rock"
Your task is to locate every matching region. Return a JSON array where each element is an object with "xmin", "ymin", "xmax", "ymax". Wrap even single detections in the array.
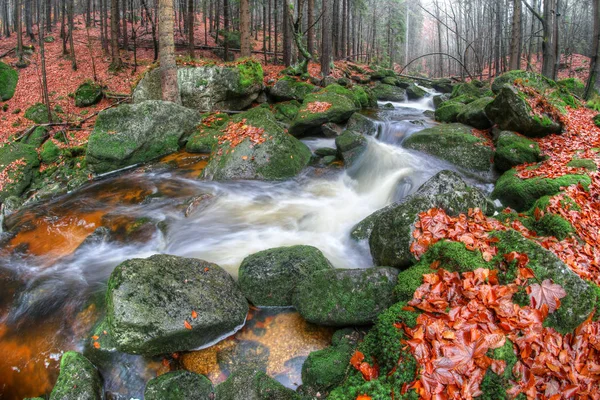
[
  {"xmin": 145, "ymin": 371, "xmax": 214, "ymax": 400},
  {"xmin": 345, "ymin": 112, "xmax": 379, "ymax": 136},
  {"xmin": 432, "ymin": 78, "xmax": 453, "ymax": 93},
  {"xmin": 184, "ymin": 193, "xmax": 215, "ymax": 217},
  {"xmin": 186, "ymin": 127, "xmax": 221, "ymax": 153},
  {"xmin": 432, "ymin": 93, "xmax": 450, "ymax": 108},
  {"xmin": 406, "ymin": 83, "xmax": 427, "ymax": 100},
  {"xmin": 351, "ymin": 85, "xmax": 378, "ymax": 108},
  {"xmin": 494, "ymin": 131, "xmax": 542, "ymax": 172},
  {"xmin": 49, "ymin": 351, "xmax": 103, "ymax": 400},
  {"xmin": 86, "ymin": 100, "xmax": 201, "ymax": 174},
  {"xmin": 314, "ymin": 147, "xmax": 337, "ymax": 157},
  {"xmin": 106, "ymin": 254, "xmax": 248, "ymax": 355},
  {"xmin": 457, "ymin": 97, "xmax": 493, "ymax": 129},
  {"xmin": 269, "ymin": 76, "xmax": 318, "ymax": 102},
  {"xmin": 133, "ymin": 60, "xmax": 263, "ymax": 111},
  {"xmin": 0, "ymin": 61, "xmax": 18, "ymax": 101},
  {"xmin": 403, "ymin": 123, "xmax": 493, "ymax": 172},
  {"xmin": 201, "ymin": 107, "xmax": 311, "ymax": 181},
  {"xmin": 434, "ymin": 101, "xmax": 464, "ymax": 123},
  {"xmin": 368, "ymin": 170, "xmax": 491, "ymax": 268},
  {"xmin": 217, "ymin": 340, "xmax": 270, "ymax": 374},
  {"xmin": 272, "ymin": 101, "xmax": 300, "ymax": 124},
  {"xmin": 215, "ymin": 368, "xmax": 302, "ymax": 400},
  {"xmin": 238, "ymin": 245, "xmax": 333, "ymax": 307},
  {"xmin": 75, "ymin": 81, "xmax": 104, "ymax": 107},
  {"xmin": 322, "ymin": 122, "xmax": 343, "ymax": 137},
  {"xmin": 335, "ymin": 131, "xmax": 368, "ymax": 168},
  {"xmin": 293, "ymin": 267, "xmax": 399, "ymax": 326},
  {"xmin": 371, "ymin": 83, "xmax": 406, "ymax": 102}
]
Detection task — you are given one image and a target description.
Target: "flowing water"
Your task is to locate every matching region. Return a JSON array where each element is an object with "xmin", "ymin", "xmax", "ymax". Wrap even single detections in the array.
[{"xmin": 0, "ymin": 93, "xmax": 491, "ymax": 399}]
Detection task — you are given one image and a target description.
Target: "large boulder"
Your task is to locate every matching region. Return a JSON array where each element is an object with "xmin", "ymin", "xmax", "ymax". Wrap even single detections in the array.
[
  {"xmin": 145, "ymin": 371, "xmax": 214, "ymax": 400},
  {"xmin": 368, "ymin": 170, "xmax": 491, "ymax": 268},
  {"xmin": 49, "ymin": 352, "xmax": 103, "ymax": 400},
  {"xmin": 371, "ymin": 83, "xmax": 406, "ymax": 102},
  {"xmin": 335, "ymin": 130, "xmax": 368, "ymax": 168},
  {"xmin": 75, "ymin": 81, "xmax": 103, "ymax": 107},
  {"xmin": 457, "ymin": 97, "xmax": 493, "ymax": 129},
  {"xmin": 434, "ymin": 101, "xmax": 464, "ymax": 123},
  {"xmin": 86, "ymin": 100, "xmax": 201, "ymax": 174},
  {"xmin": 403, "ymin": 123, "xmax": 493, "ymax": 172},
  {"xmin": 238, "ymin": 245, "xmax": 333, "ymax": 307},
  {"xmin": 493, "ymin": 131, "xmax": 542, "ymax": 172},
  {"xmin": 345, "ymin": 112, "xmax": 379, "ymax": 136},
  {"xmin": 485, "ymin": 85, "xmax": 562, "ymax": 137},
  {"xmin": 106, "ymin": 254, "xmax": 248, "ymax": 355},
  {"xmin": 0, "ymin": 142, "xmax": 40, "ymax": 202},
  {"xmin": 289, "ymin": 87, "xmax": 359, "ymax": 136},
  {"xmin": 406, "ymin": 83, "xmax": 427, "ymax": 100},
  {"xmin": 201, "ymin": 107, "xmax": 311, "ymax": 180},
  {"xmin": 432, "ymin": 78, "xmax": 453, "ymax": 93},
  {"xmin": 269, "ymin": 76, "xmax": 317, "ymax": 102},
  {"xmin": 133, "ymin": 59, "xmax": 263, "ymax": 111},
  {"xmin": 0, "ymin": 61, "xmax": 18, "ymax": 101},
  {"xmin": 292, "ymin": 267, "xmax": 399, "ymax": 326},
  {"xmin": 216, "ymin": 368, "xmax": 301, "ymax": 400}
]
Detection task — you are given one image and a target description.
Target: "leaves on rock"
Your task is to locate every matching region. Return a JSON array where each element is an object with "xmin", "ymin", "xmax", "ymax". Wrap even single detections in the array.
[
  {"xmin": 527, "ymin": 279, "xmax": 567, "ymax": 313},
  {"xmin": 306, "ymin": 101, "xmax": 332, "ymax": 113}
]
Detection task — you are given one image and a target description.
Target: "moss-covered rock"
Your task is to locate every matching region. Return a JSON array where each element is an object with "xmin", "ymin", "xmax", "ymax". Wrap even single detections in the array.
[
  {"xmin": 432, "ymin": 78, "xmax": 453, "ymax": 93},
  {"xmin": 491, "ymin": 168, "xmax": 590, "ymax": 211},
  {"xmin": 145, "ymin": 371, "xmax": 214, "ymax": 400},
  {"xmin": 293, "ymin": 267, "xmax": 399, "ymax": 326},
  {"xmin": 238, "ymin": 245, "xmax": 333, "ymax": 307},
  {"xmin": 86, "ymin": 100, "xmax": 201, "ymax": 174},
  {"xmin": 352, "ymin": 85, "xmax": 378, "ymax": 108},
  {"xmin": 456, "ymin": 96, "xmax": 493, "ymax": 129},
  {"xmin": 450, "ymin": 82, "xmax": 482, "ymax": 101},
  {"xmin": 369, "ymin": 170, "xmax": 491, "ymax": 269},
  {"xmin": 403, "ymin": 123, "xmax": 493, "ymax": 172},
  {"xmin": 40, "ymin": 140, "xmax": 61, "ymax": 164},
  {"xmin": 0, "ymin": 142, "xmax": 40, "ymax": 201},
  {"xmin": 24, "ymin": 102, "xmax": 55, "ymax": 124},
  {"xmin": 494, "ymin": 131, "xmax": 542, "ymax": 172},
  {"xmin": 0, "ymin": 61, "xmax": 18, "ymax": 101},
  {"xmin": 594, "ymin": 113, "xmax": 600, "ymax": 128},
  {"xmin": 406, "ymin": 83, "xmax": 427, "ymax": 100},
  {"xmin": 289, "ymin": 89, "xmax": 358, "ymax": 136},
  {"xmin": 491, "ymin": 70, "xmax": 557, "ymax": 94},
  {"xmin": 371, "ymin": 83, "xmax": 406, "ymax": 102},
  {"xmin": 216, "ymin": 368, "xmax": 301, "ymax": 400},
  {"xmin": 345, "ymin": 112, "xmax": 379, "ymax": 136},
  {"xmin": 106, "ymin": 254, "xmax": 248, "ymax": 355},
  {"xmin": 567, "ymin": 157, "xmax": 597, "ymax": 171},
  {"xmin": 133, "ymin": 59, "xmax": 263, "ymax": 111},
  {"xmin": 186, "ymin": 126, "xmax": 221, "ymax": 153},
  {"xmin": 75, "ymin": 81, "xmax": 104, "ymax": 107},
  {"xmin": 49, "ymin": 351, "xmax": 102, "ymax": 400},
  {"xmin": 269, "ymin": 76, "xmax": 317, "ymax": 102},
  {"xmin": 335, "ymin": 130, "xmax": 368, "ymax": 168},
  {"xmin": 201, "ymin": 107, "xmax": 311, "ymax": 180},
  {"xmin": 24, "ymin": 126, "xmax": 48, "ymax": 147},
  {"xmin": 434, "ymin": 101, "xmax": 464, "ymax": 123},
  {"xmin": 557, "ymin": 78, "xmax": 586, "ymax": 98},
  {"xmin": 272, "ymin": 100, "xmax": 300, "ymax": 123}
]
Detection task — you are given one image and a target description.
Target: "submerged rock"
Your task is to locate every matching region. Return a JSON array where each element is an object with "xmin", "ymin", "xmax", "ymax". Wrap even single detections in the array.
[
  {"xmin": 106, "ymin": 254, "xmax": 248, "ymax": 355},
  {"xmin": 49, "ymin": 351, "xmax": 103, "ymax": 400},
  {"xmin": 216, "ymin": 368, "xmax": 301, "ymax": 400},
  {"xmin": 145, "ymin": 371, "xmax": 214, "ymax": 400},
  {"xmin": 292, "ymin": 267, "xmax": 399, "ymax": 326},
  {"xmin": 238, "ymin": 245, "xmax": 333, "ymax": 307},
  {"xmin": 86, "ymin": 100, "xmax": 200, "ymax": 174}
]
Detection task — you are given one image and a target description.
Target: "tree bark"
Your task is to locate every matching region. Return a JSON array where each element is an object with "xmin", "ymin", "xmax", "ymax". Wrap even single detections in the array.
[
  {"xmin": 240, "ymin": 0, "xmax": 251, "ymax": 57},
  {"xmin": 224, "ymin": 0, "xmax": 230, "ymax": 60},
  {"xmin": 187, "ymin": 0, "xmax": 195, "ymax": 57},
  {"xmin": 586, "ymin": 0, "xmax": 600, "ymax": 99},
  {"xmin": 16, "ymin": 0, "xmax": 25, "ymax": 65},
  {"xmin": 321, "ymin": 0, "xmax": 331, "ymax": 76},
  {"xmin": 159, "ymin": 0, "xmax": 181, "ymax": 103},
  {"xmin": 541, "ymin": 0, "xmax": 556, "ymax": 78},
  {"xmin": 39, "ymin": 2, "xmax": 52, "ymax": 123},
  {"xmin": 110, "ymin": 0, "xmax": 122, "ymax": 68},
  {"xmin": 68, "ymin": 0, "xmax": 77, "ymax": 70},
  {"xmin": 509, "ymin": 0, "xmax": 522, "ymax": 70}
]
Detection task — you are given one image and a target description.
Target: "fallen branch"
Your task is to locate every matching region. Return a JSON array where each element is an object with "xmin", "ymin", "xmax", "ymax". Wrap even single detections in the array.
[
  {"xmin": 0, "ymin": 48, "xmax": 15, "ymax": 58},
  {"xmin": 398, "ymin": 74, "xmax": 435, "ymax": 83}
]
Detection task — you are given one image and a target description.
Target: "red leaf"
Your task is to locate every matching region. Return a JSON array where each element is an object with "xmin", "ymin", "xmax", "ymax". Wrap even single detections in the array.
[{"xmin": 527, "ymin": 279, "xmax": 567, "ymax": 313}]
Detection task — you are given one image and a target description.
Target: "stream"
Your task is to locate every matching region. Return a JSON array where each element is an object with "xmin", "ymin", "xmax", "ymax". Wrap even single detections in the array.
[{"xmin": 0, "ymin": 93, "xmax": 491, "ymax": 399}]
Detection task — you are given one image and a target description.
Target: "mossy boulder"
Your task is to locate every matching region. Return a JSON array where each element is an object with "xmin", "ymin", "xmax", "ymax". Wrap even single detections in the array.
[
  {"xmin": 0, "ymin": 142, "xmax": 40, "ymax": 202},
  {"xmin": 289, "ymin": 90, "xmax": 358, "ymax": 136},
  {"xmin": 480, "ymin": 340, "xmax": 518, "ymax": 399},
  {"xmin": 293, "ymin": 267, "xmax": 399, "ymax": 326},
  {"xmin": 371, "ymin": 83, "xmax": 406, "ymax": 102},
  {"xmin": 403, "ymin": 123, "xmax": 493, "ymax": 172},
  {"xmin": 450, "ymin": 82, "xmax": 482, "ymax": 101},
  {"xmin": 133, "ymin": 59, "xmax": 263, "ymax": 111},
  {"xmin": 369, "ymin": 170, "xmax": 491, "ymax": 269},
  {"xmin": 272, "ymin": 100, "xmax": 300, "ymax": 123},
  {"xmin": 186, "ymin": 126, "xmax": 221, "ymax": 153},
  {"xmin": 24, "ymin": 102, "xmax": 55, "ymax": 124},
  {"xmin": 491, "ymin": 70, "xmax": 556, "ymax": 95},
  {"xmin": 49, "ymin": 352, "xmax": 102, "ymax": 400},
  {"xmin": 269, "ymin": 76, "xmax": 317, "ymax": 102},
  {"xmin": 145, "ymin": 371, "xmax": 214, "ymax": 400},
  {"xmin": 345, "ymin": 112, "xmax": 379, "ymax": 136},
  {"xmin": 491, "ymin": 168, "xmax": 590, "ymax": 211},
  {"xmin": 201, "ymin": 107, "xmax": 311, "ymax": 180},
  {"xmin": 215, "ymin": 368, "xmax": 301, "ymax": 400},
  {"xmin": 494, "ymin": 131, "xmax": 542, "ymax": 172},
  {"xmin": 0, "ymin": 61, "xmax": 18, "ymax": 101},
  {"xmin": 86, "ymin": 100, "xmax": 201, "ymax": 174},
  {"xmin": 406, "ymin": 83, "xmax": 427, "ymax": 100},
  {"xmin": 594, "ymin": 113, "xmax": 600, "ymax": 128},
  {"xmin": 40, "ymin": 140, "xmax": 61, "ymax": 164},
  {"xmin": 434, "ymin": 101, "xmax": 464, "ymax": 123},
  {"xmin": 105, "ymin": 254, "xmax": 248, "ymax": 355},
  {"xmin": 558, "ymin": 78, "xmax": 586, "ymax": 98},
  {"xmin": 456, "ymin": 96, "xmax": 493, "ymax": 129},
  {"xmin": 351, "ymin": 85, "xmax": 378, "ymax": 108},
  {"xmin": 432, "ymin": 78, "xmax": 453, "ymax": 93},
  {"xmin": 75, "ymin": 81, "xmax": 104, "ymax": 107},
  {"xmin": 335, "ymin": 130, "xmax": 368, "ymax": 168},
  {"xmin": 238, "ymin": 245, "xmax": 333, "ymax": 307}
]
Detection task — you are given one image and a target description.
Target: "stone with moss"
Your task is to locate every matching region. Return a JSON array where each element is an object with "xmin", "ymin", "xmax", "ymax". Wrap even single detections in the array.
[
  {"xmin": 86, "ymin": 100, "xmax": 200, "ymax": 174},
  {"xmin": 456, "ymin": 96, "xmax": 493, "ymax": 129},
  {"xmin": 238, "ymin": 245, "xmax": 333, "ymax": 307},
  {"xmin": 567, "ymin": 157, "xmax": 597, "ymax": 171},
  {"xmin": 75, "ymin": 81, "xmax": 104, "ymax": 107},
  {"xmin": 49, "ymin": 351, "xmax": 102, "ymax": 400},
  {"xmin": 403, "ymin": 123, "xmax": 493, "ymax": 172},
  {"xmin": 405, "ymin": 83, "xmax": 427, "ymax": 100},
  {"xmin": 24, "ymin": 102, "xmax": 56, "ymax": 124},
  {"xmin": 594, "ymin": 113, "xmax": 600, "ymax": 128},
  {"xmin": 479, "ymin": 340, "xmax": 518, "ymax": 399},
  {"xmin": 351, "ymin": 85, "xmax": 378, "ymax": 108},
  {"xmin": 369, "ymin": 68, "xmax": 396, "ymax": 80},
  {"xmin": 558, "ymin": 78, "xmax": 586, "ymax": 98},
  {"xmin": 40, "ymin": 140, "xmax": 61, "ymax": 164},
  {"xmin": 201, "ymin": 107, "xmax": 311, "ymax": 180},
  {"xmin": 289, "ymin": 89, "xmax": 358, "ymax": 137},
  {"xmin": 216, "ymin": 368, "xmax": 301, "ymax": 400},
  {"xmin": 491, "ymin": 70, "xmax": 557, "ymax": 94},
  {"xmin": 369, "ymin": 170, "xmax": 491, "ymax": 269},
  {"xmin": 371, "ymin": 82, "xmax": 406, "ymax": 102},
  {"xmin": 345, "ymin": 112, "xmax": 379, "ymax": 136},
  {"xmin": 186, "ymin": 127, "xmax": 221, "ymax": 153},
  {"xmin": 133, "ymin": 59, "xmax": 263, "ymax": 111},
  {"xmin": 269, "ymin": 76, "xmax": 317, "ymax": 102},
  {"xmin": 24, "ymin": 126, "xmax": 48, "ymax": 147},
  {"xmin": 293, "ymin": 267, "xmax": 399, "ymax": 326},
  {"xmin": 435, "ymin": 101, "xmax": 464, "ymax": 123},
  {"xmin": 491, "ymin": 168, "xmax": 590, "ymax": 211},
  {"xmin": 0, "ymin": 142, "xmax": 40, "ymax": 201},
  {"xmin": 145, "ymin": 371, "xmax": 213, "ymax": 400},
  {"xmin": 0, "ymin": 61, "xmax": 18, "ymax": 101},
  {"xmin": 321, "ymin": 84, "xmax": 363, "ymax": 108},
  {"xmin": 494, "ymin": 131, "xmax": 542, "ymax": 172},
  {"xmin": 498, "ymin": 204, "xmax": 575, "ymax": 241},
  {"xmin": 432, "ymin": 78, "xmax": 453, "ymax": 93},
  {"xmin": 450, "ymin": 82, "xmax": 482, "ymax": 100},
  {"xmin": 272, "ymin": 100, "xmax": 300, "ymax": 123},
  {"xmin": 335, "ymin": 130, "xmax": 368, "ymax": 168},
  {"xmin": 106, "ymin": 254, "xmax": 248, "ymax": 355}
]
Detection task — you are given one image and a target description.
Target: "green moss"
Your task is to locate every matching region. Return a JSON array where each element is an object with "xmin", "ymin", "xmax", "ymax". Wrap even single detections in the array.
[
  {"xmin": 186, "ymin": 126, "xmax": 221, "ymax": 153},
  {"xmin": 567, "ymin": 157, "xmax": 597, "ymax": 171},
  {"xmin": 558, "ymin": 78, "xmax": 586, "ymax": 98},
  {"xmin": 236, "ymin": 58, "xmax": 264, "ymax": 90},
  {"xmin": 0, "ymin": 61, "xmax": 18, "ymax": 101},
  {"xmin": 352, "ymin": 85, "xmax": 377, "ymax": 108},
  {"xmin": 492, "ymin": 168, "xmax": 591, "ymax": 211},
  {"xmin": 40, "ymin": 140, "xmax": 61, "ymax": 164},
  {"xmin": 491, "ymin": 70, "xmax": 557, "ymax": 94},
  {"xmin": 480, "ymin": 340, "xmax": 518, "ymax": 399},
  {"xmin": 49, "ymin": 351, "xmax": 102, "ymax": 400},
  {"xmin": 434, "ymin": 101, "xmax": 464, "ymax": 123},
  {"xmin": 450, "ymin": 82, "xmax": 481, "ymax": 100},
  {"xmin": 75, "ymin": 81, "xmax": 103, "ymax": 107},
  {"xmin": 494, "ymin": 131, "xmax": 542, "ymax": 172},
  {"xmin": 594, "ymin": 113, "xmax": 600, "ymax": 128},
  {"xmin": 24, "ymin": 102, "xmax": 56, "ymax": 124},
  {"xmin": 0, "ymin": 142, "xmax": 40, "ymax": 201},
  {"xmin": 322, "ymin": 84, "xmax": 362, "ymax": 108},
  {"xmin": 301, "ymin": 340, "xmax": 353, "ymax": 395},
  {"xmin": 145, "ymin": 371, "xmax": 214, "ymax": 400},
  {"xmin": 272, "ymin": 100, "xmax": 300, "ymax": 122},
  {"xmin": 24, "ymin": 126, "xmax": 48, "ymax": 147}
]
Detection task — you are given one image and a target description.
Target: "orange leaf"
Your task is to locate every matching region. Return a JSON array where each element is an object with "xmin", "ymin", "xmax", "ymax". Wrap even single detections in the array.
[
  {"xmin": 184, "ymin": 320, "xmax": 193, "ymax": 330},
  {"xmin": 93, "ymin": 341, "xmax": 100, "ymax": 349},
  {"xmin": 191, "ymin": 310, "xmax": 198, "ymax": 319}
]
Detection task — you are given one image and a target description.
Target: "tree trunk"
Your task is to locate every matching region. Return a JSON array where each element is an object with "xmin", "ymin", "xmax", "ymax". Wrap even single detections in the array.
[
  {"xmin": 321, "ymin": 0, "xmax": 331, "ymax": 76},
  {"xmin": 240, "ymin": 0, "xmax": 251, "ymax": 57},
  {"xmin": 39, "ymin": 2, "xmax": 52, "ymax": 123},
  {"xmin": 541, "ymin": 0, "xmax": 556, "ymax": 78},
  {"xmin": 110, "ymin": 0, "xmax": 123, "ymax": 68},
  {"xmin": 586, "ymin": 0, "xmax": 600, "ymax": 99},
  {"xmin": 25, "ymin": 0, "xmax": 34, "ymax": 41},
  {"xmin": 122, "ymin": 0, "xmax": 128, "ymax": 50},
  {"xmin": 16, "ymin": 0, "xmax": 25, "ymax": 65},
  {"xmin": 46, "ymin": 0, "xmax": 52, "ymax": 32},
  {"xmin": 282, "ymin": 0, "xmax": 291, "ymax": 65},
  {"xmin": 509, "ymin": 0, "xmax": 522, "ymax": 70},
  {"xmin": 187, "ymin": 0, "xmax": 195, "ymax": 57},
  {"xmin": 68, "ymin": 0, "xmax": 76, "ymax": 70},
  {"xmin": 4, "ymin": 0, "xmax": 11, "ymax": 37},
  {"xmin": 159, "ymin": 0, "xmax": 181, "ymax": 103}
]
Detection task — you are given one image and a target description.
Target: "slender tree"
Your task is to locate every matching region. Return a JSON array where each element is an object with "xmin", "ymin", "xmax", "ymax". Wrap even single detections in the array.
[
  {"xmin": 38, "ymin": 4, "xmax": 52, "ymax": 124},
  {"xmin": 159, "ymin": 0, "xmax": 181, "ymax": 103},
  {"xmin": 110, "ymin": 0, "xmax": 123, "ymax": 68},
  {"xmin": 321, "ymin": 0, "xmax": 332, "ymax": 76},
  {"xmin": 586, "ymin": 0, "xmax": 600, "ymax": 99},
  {"xmin": 187, "ymin": 0, "xmax": 195, "ymax": 57},
  {"xmin": 240, "ymin": 0, "xmax": 252, "ymax": 57},
  {"xmin": 509, "ymin": 0, "xmax": 522, "ymax": 70}
]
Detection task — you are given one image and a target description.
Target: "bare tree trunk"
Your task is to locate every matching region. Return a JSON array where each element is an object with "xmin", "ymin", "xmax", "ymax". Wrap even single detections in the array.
[
  {"xmin": 16, "ymin": 0, "xmax": 25, "ymax": 65},
  {"xmin": 39, "ymin": 3, "xmax": 52, "ymax": 123},
  {"xmin": 68, "ymin": 0, "xmax": 76, "ymax": 70},
  {"xmin": 122, "ymin": 0, "xmax": 128, "ymax": 50},
  {"xmin": 586, "ymin": 0, "xmax": 600, "ymax": 99},
  {"xmin": 224, "ymin": 0, "xmax": 230, "ymax": 60},
  {"xmin": 187, "ymin": 0, "xmax": 195, "ymax": 57},
  {"xmin": 282, "ymin": 0, "xmax": 291, "ymax": 65},
  {"xmin": 321, "ymin": 0, "xmax": 331, "ymax": 76},
  {"xmin": 509, "ymin": 0, "xmax": 522, "ymax": 70},
  {"xmin": 274, "ymin": 0, "xmax": 278, "ymax": 63},
  {"xmin": 541, "ymin": 0, "xmax": 556, "ymax": 78},
  {"xmin": 46, "ymin": 0, "xmax": 52, "ymax": 32},
  {"xmin": 110, "ymin": 0, "xmax": 123, "ymax": 68},
  {"xmin": 159, "ymin": 0, "xmax": 181, "ymax": 103},
  {"xmin": 240, "ymin": 0, "xmax": 251, "ymax": 57}
]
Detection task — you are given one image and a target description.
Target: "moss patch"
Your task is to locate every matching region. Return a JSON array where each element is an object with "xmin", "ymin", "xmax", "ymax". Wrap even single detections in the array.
[
  {"xmin": 0, "ymin": 61, "xmax": 18, "ymax": 101},
  {"xmin": 494, "ymin": 131, "xmax": 542, "ymax": 172}
]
